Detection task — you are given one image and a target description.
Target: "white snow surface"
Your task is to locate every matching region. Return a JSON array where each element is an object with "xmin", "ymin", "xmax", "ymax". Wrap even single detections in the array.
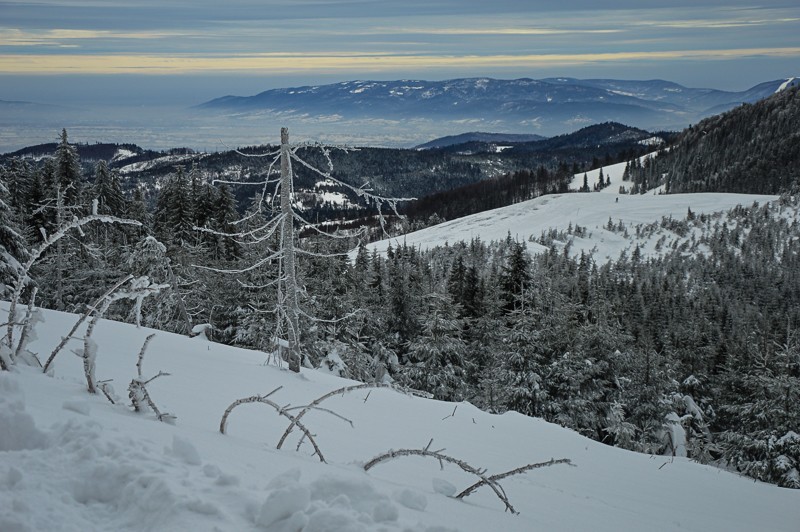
[
  {"xmin": 370, "ymin": 190, "xmax": 778, "ymax": 262},
  {"xmin": 1, "ymin": 303, "xmax": 799, "ymax": 531}
]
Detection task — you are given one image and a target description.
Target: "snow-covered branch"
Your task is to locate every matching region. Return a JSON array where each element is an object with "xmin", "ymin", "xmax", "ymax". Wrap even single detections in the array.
[
  {"xmin": 219, "ymin": 388, "xmax": 327, "ymax": 463},
  {"xmin": 363, "ymin": 441, "xmax": 518, "ymax": 514},
  {"xmin": 128, "ymin": 333, "xmax": 175, "ymax": 422},
  {"xmin": 276, "ymin": 382, "xmax": 396, "ymax": 450},
  {"xmin": 455, "ymin": 458, "xmax": 573, "ymax": 499},
  {"xmin": 5, "ymin": 213, "xmax": 141, "ymax": 351}
]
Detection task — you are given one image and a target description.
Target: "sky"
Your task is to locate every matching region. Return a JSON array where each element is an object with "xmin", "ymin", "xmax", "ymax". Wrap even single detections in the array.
[{"xmin": 1, "ymin": 0, "xmax": 799, "ymax": 107}]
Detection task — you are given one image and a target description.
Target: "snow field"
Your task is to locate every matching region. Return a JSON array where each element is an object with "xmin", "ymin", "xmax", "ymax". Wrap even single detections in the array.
[
  {"xmin": 1, "ymin": 303, "xmax": 799, "ymax": 531},
  {"xmin": 369, "ymin": 191, "xmax": 779, "ymax": 263}
]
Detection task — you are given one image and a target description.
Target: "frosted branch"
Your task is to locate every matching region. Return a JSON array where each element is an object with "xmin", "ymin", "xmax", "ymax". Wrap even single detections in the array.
[
  {"xmin": 363, "ymin": 442, "xmax": 517, "ymax": 514},
  {"xmin": 277, "ymin": 383, "xmax": 397, "ymax": 450},
  {"xmin": 455, "ymin": 458, "xmax": 573, "ymax": 499},
  {"xmin": 219, "ymin": 389, "xmax": 326, "ymax": 463},
  {"xmin": 128, "ymin": 334, "xmax": 174, "ymax": 422},
  {"xmin": 6, "ymin": 213, "xmax": 141, "ymax": 350}
]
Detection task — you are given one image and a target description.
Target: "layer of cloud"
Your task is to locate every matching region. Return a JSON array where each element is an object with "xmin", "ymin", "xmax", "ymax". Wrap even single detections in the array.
[{"xmin": 3, "ymin": 47, "xmax": 798, "ymax": 75}]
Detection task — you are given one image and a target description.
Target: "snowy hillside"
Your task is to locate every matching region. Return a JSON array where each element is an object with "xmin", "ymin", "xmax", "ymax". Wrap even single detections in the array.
[
  {"xmin": 371, "ymin": 188, "xmax": 778, "ymax": 262},
  {"xmin": 2, "ymin": 303, "xmax": 799, "ymax": 532}
]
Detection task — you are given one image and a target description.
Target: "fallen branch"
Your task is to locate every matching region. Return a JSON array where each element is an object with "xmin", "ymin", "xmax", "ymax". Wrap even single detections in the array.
[
  {"xmin": 219, "ymin": 388, "xmax": 327, "ymax": 463},
  {"xmin": 363, "ymin": 442, "xmax": 517, "ymax": 514},
  {"xmin": 277, "ymin": 382, "xmax": 395, "ymax": 450},
  {"xmin": 455, "ymin": 458, "xmax": 573, "ymax": 499}
]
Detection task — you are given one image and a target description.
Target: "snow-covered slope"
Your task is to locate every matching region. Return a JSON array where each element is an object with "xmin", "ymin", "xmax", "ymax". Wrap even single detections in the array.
[
  {"xmin": 371, "ymin": 190, "xmax": 778, "ymax": 262},
  {"xmin": 2, "ymin": 304, "xmax": 799, "ymax": 531}
]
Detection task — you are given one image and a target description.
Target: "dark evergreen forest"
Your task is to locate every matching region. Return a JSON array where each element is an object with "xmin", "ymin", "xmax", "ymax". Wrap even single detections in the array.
[{"xmin": 622, "ymin": 85, "xmax": 800, "ymax": 195}]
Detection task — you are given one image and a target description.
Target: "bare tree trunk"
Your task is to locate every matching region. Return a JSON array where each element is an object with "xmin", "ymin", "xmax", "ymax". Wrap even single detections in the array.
[
  {"xmin": 55, "ymin": 187, "xmax": 65, "ymax": 311},
  {"xmin": 166, "ymin": 260, "xmax": 192, "ymax": 335},
  {"xmin": 280, "ymin": 128, "xmax": 301, "ymax": 372}
]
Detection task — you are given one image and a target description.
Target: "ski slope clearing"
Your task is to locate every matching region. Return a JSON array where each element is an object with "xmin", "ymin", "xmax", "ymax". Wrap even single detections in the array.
[
  {"xmin": 1, "ymin": 304, "xmax": 798, "ymax": 531},
  {"xmin": 567, "ymin": 155, "xmax": 645, "ymax": 194},
  {"xmin": 372, "ymin": 191, "xmax": 778, "ymax": 262}
]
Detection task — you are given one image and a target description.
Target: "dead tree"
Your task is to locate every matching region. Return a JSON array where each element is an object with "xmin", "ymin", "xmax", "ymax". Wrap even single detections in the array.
[{"xmin": 195, "ymin": 127, "xmax": 413, "ymax": 373}]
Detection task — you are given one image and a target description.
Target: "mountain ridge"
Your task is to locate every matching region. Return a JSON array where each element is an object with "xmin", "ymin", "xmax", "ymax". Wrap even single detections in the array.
[{"xmin": 196, "ymin": 77, "xmax": 798, "ymax": 136}]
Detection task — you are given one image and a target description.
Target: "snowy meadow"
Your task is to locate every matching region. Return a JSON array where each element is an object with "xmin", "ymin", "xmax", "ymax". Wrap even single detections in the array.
[{"xmin": 2, "ymin": 302, "xmax": 799, "ymax": 531}]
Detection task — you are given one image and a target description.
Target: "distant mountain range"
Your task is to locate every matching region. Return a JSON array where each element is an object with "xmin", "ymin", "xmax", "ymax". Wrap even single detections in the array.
[{"xmin": 196, "ymin": 77, "xmax": 799, "ymax": 136}]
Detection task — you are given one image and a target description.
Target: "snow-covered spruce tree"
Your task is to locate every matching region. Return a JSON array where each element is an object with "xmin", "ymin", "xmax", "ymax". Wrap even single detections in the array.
[
  {"xmin": 400, "ymin": 292, "xmax": 468, "ymax": 401},
  {"xmin": 497, "ymin": 303, "xmax": 548, "ymax": 418},
  {"xmin": 196, "ymin": 127, "xmax": 411, "ymax": 373},
  {"xmin": 54, "ymin": 129, "xmax": 84, "ymax": 208},
  {"xmin": 716, "ymin": 330, "xmax": 800, "ymax": 488},
  {"xmin": 155, "ymin": 166, "xmax": 194, "ymax": 248},
  {"xmin": 0, "ymin": 173, "xmax": 29, "ymax": 299},
  {"xmin": 125, "ymin": 235, "xmax": 192, "ymax": 333},
  {"xmin": 500, "ymin": 239, "xmax": 531, "ymax": 313},
  {"xmin": 91, "ymin": 160, "xmax": 126, "ymax": 217}
]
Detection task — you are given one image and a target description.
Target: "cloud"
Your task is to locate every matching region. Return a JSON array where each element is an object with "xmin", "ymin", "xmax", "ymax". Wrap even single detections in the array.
[
  {"xmin": 0, "ymin": 28, "xmax": 188, "ymax": 47},
  {"xmin": 2, "ymin": 47, "xmax": 798, "ymax": 75},
  {"xmin": 371, "ymin": 27, "xmax": 623, "ymax": 36}
]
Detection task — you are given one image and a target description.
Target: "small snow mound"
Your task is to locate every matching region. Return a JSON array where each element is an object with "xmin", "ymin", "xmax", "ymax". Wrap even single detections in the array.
[
  {"xmin": 0, "ymin": 516, "xmax": 33, "ymax": 532},
  {"xmin": 266, "ymin": 468, "xmax": 302, "ymax": 490},
  {"xmin": 169, "ymin": 435, "xmax": 202, "ymax": 466},
  {"xmin": 184, "ymin": 498, "xmax": 220, "ymax": 516},
  {"xmin": 304, "ymin": 508, "xmax": 365, "ymax": 532},
  {"xmin": 431, "ymin": 478, "xmax": 457, "ymax": 497},
  {"xmin": 394, "ymin": 488, "xmax": 428, "ymax": 511},
  {"xmin": 256, "ymin": 482, "xmax": 311, "ymax": 528},
  {"xmin": 0, "ymin": 376, "xmax": 47, "ymax": 451},
  {"xmin": 309, "ymin": 475, "xmax": 397, "ymax": 520},
  {"xmin": 190, "ymin": 323, "xmax": 213, "ymax": 340},
  {"xmin": 62, "ymin": 400, "xmax": 91, "ymax": 416},
  {"xmin": 2, "ymin": 466, "xmax": 23, "ymax": 489}
]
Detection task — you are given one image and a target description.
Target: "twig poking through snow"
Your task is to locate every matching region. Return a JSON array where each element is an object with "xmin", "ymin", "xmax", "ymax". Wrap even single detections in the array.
[{"xmin": 128, "ymin": 334, "xmax": 175, "ymax": 422}]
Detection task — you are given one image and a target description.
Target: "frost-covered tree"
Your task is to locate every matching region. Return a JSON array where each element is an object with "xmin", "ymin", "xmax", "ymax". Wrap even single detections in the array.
[
  {"xmin": 54, "ymin": 129, "xmax": 84, "ymax": 208},
  {"xmin": 500, "ymin": 240, "xmax": 530, "ymax": 312},
  {"xmin": 197, "ymin": 128, "xmax": 411, "ymax": 372},
  {"xmin": 717, "ymin": 330, "xmax": 800, "ymax": 487},
  {"xmin": 0, "ymin": 175, "xmax": 28, "ymax": 298},
  {"xmin": 155, "ymin": 166, "xmax": 193, "ymax": 247},
  {"xmin": 401, "ymin": 293, "xmax": 467, "ymax": 400},
  {"xmin": 91, "ymin": 160, "xmax": 126, "ymax": 216}
]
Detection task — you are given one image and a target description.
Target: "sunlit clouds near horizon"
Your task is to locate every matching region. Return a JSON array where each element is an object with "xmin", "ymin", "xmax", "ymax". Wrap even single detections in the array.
[{"xmin": 2, "ymin": 2, "xmax": 799, "ymax": 79}]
